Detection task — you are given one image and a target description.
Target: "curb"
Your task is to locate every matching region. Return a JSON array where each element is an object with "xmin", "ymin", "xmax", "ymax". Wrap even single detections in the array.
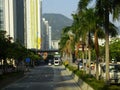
[{"xmin": 63, "ymin": 65, "xmax": 94, "ymax": 90}]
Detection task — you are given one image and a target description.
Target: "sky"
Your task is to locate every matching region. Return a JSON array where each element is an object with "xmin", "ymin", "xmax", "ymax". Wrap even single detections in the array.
[
  {"xmin": 42, "ymin": 0, "xmax": 80, "ymax": 19},
  {"xmin": 42, "ymin": 0, "xmax": 120, "ymax": 27}
]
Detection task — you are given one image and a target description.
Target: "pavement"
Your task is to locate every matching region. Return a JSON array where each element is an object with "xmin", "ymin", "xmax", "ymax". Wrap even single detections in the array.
[{"xmin": 2, "ymin": 65, "xmax": 82, "ymax": 90}]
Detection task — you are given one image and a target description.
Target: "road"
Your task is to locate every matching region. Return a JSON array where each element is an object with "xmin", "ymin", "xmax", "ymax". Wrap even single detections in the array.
[{"xmin": 2, "ymin": 65, "xmax": 81, "ymax": 90}]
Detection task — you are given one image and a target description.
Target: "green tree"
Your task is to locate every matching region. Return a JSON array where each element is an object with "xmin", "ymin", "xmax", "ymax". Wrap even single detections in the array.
[
  {"xmin": 59, "ymin": 26, "xmax": 74, "ymax": 64},
  {"xmin": 78, "ymin": 0, "xmax": 120, "ymax": 82},
  {"xmin": 0, "ymin": 31, "xmax": 14, "ymax": 72},
  {"xmin": 110, "ymin": 38, "xmax": 120, "ymax": 62},
  {"xmin": 0, "ymin": 31, "xmax": 9, "ymax": 59}
]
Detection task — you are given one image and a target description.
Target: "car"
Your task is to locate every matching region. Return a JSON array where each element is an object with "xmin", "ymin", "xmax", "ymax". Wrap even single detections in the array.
[
  {"xmin": 48, "ymin": 59, "xmax": 52, "ymax": 66},
  {"xmin": 54, "ymin": 57, "xmax": 60, "ymax": 66},
  {"xmin": 48, "ymin": 62, "xmax": 52, "ymax": 65},
  {"xmin": 100, "ymin": 63, "xmax": 120, "ymax": 84},
  {"xmin": 79, "ymin": 63, "xmax": 83, "ymax": 70}
]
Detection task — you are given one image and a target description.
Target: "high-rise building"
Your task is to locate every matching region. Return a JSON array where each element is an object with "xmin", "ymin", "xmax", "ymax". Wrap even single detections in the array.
[
  {"xmin": 0, "ymin": 0, "xmax": 42, "ymax": 67},
  {"xmin": 1, "ymin": 0, "xmax": 42, "ymax": 49},
  {"xmin": 2, "ymin": 0, "xmax": 24, "ymax": 44},
  {"xmin": 15, "ymin": 0, "xmax": 24, "ymax": 45},
  {"xmin": 0, "ymin": 0, "xmax": 4, "ymax": 30},
  {"xmin": 42, "ymin": 18, "xmax": 52, "ymax": 50},
  {"xmin": 4, "ymin": 0, "xmax": 15, "ymax": 41},
  {"xmin": 25, "ymin": 0, "xmax": 42, "ymax": 49},
  {"xmin": 48, "ymin": 26, "xmax": 52, "ymax": 49},
  {"xmin": 42, "ymin": 18, "xmax": 49, "ymax": 50}
]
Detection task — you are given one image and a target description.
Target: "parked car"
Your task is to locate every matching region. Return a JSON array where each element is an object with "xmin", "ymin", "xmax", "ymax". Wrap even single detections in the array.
[
  {"xmin": 100, "ymin": 63, "xmax": 120, "ymax": 84},
  {"xmin": 54, "ymin": 57, "xmax": 60, "ymax": 66},
  {"xmin": 79, "ymin": 63, "xmax": 83, "ymax": 70},
  {"xmin": 48, "ymin": 59, "xmax": 52, "ymax": 66}
]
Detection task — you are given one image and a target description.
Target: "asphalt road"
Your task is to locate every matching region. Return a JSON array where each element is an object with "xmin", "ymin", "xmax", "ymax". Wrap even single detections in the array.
[{"xmin": 2, "ymin": 65, "xmax": 81, "ymax": 90}]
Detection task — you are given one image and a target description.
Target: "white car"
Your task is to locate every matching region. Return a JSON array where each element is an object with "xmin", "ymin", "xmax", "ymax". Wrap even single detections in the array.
[
  {"xmin": 48, "ymin": 62, "xmax": 52, "ymax": 65},
  {"xmin": 48, "ymin": 59, "xmax": 52, "ymax": 66},
  {"xmin": 54, "ymin": 57, "xmax": 60, "ymax": 66},
  {"xmin": 79, "ymin": 63, "xmax": 83, "ymax": 70},
  {"xmin": 100, "ymin": 63, "xmax": 120, "ymax": 84}
]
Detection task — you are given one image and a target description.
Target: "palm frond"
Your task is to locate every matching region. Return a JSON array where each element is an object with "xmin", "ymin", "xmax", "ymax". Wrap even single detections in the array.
[
  {"xmin": 109, "ymin": 22, "xmax": 118, "ymax": 37},
  {"xmin": 78, "ymin": 0, "xmax": 92, "ymax": 12},
  {"xmin": 112, "ymin": 0, "xmax": 120, "ymax": 17}
]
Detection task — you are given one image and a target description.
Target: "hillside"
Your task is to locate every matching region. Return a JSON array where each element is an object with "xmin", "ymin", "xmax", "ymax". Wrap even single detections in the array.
[{"xmin": 42, "ymin": 13, "xmax": 73, "ymax": 40}]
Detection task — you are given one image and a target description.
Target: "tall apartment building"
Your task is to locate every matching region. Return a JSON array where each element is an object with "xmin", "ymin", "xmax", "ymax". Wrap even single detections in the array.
[
  {"xmin": 15, "ymin": 0, "xmax": 24, "ymax": 45},
  {"xmin": 48, "ymin": 26, "xmax": 52, "ymax": 49},
  {"xmin": 4, "ymin": 0, "xmax": 16, "ymax": 42},
  {"xmin": 2, "ymin": 0, "xmax": 24, "ymax": 45},
  {"xmin": 42, "ymin": 18, "xmax": 50, "ymax": 50},
  {"xmin": 0, "ymin": 0, "xmax": 4, "ymax": 30},
  {"xmin": 1, "ymin": 0, "xmax": 42, "ymax": 49},
  {"xmin": 25, "ymin": 0, "xmax": 42, "ymax": 49}
]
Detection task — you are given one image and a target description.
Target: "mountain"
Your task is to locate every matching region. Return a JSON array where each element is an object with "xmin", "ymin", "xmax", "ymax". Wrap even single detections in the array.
[{"xmin": 42, "ymin": 13, "xmax": 73, "ymax": 40}]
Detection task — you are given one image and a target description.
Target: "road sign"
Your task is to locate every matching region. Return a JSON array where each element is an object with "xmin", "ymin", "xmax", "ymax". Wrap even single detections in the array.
[{"xmin": 25, "ymin": 58, "xmax": 30, "ymax": 63}]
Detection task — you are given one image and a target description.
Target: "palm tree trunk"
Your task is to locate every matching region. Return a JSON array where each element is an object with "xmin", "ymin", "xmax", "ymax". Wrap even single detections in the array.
[
  {"xmin": 88, "ymin": 47, "xmax": 91, "ymax": 75},
  {"xmin": 82, "ymin": 44, "xmax": 85, "ymax": 70},
  {"xmin": 105, "ymin": 6, "xmax": 110, "ymax": 83},
  {"xmin": 94, "ymin": 30, "xmax": 99, "ymax": 80},
  {"xmin": 88, "ymin": 32, "xmax": 91, "ymax": 75}
]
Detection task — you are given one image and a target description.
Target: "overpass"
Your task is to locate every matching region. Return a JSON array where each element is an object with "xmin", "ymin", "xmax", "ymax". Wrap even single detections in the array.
[
  {"xmin": 29, "ymin": 49, "xmax": 59, "ymax": 53},
  {"xmin": 37, "ymin": 49, "xmax": 59, "ymax": 53}
]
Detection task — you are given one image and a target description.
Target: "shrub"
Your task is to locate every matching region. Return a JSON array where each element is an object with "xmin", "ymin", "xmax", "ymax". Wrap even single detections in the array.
[
  {"xmin": 67, "ymin": 65, "xmax": 77, "ymax": 71},
  {"xmin": 107, "ymin": 85, "xmax": 120, "ymax": 90},
  {"xmin": 63, "ymin": 64, "xmax": 120, "ymax": 90},
  {"xmin": 64, "ymin": 60, "xmax": 69, "ymax": 66}
]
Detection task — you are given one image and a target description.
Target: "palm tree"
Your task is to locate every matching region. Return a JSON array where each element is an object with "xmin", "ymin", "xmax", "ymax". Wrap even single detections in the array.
[
  {"xmin": 71, "ymin": 13, "xmax": 86, "ymax": 70},
  {"xmin": 80, "ymin": 9, "xmax": 96, "ymax": 74},
  {"xmin": 59, "ymin": 26, "xmax": 74, "ymax": 64},
  {"xmin": 71, "ymin": 14, "xmax": 82, "ymax": 59},
  {"xmin": 71, "ymin": 10, "xmax": 95, "ymax": 72},
  {"xmin": 96, "ymin": 0, "xmax": 120, "ymax": 82},
  {"xmin": 59, "ymin": 34, "xmax": 69, "ymax": 61},
  {"xmin": 78, "ymin": 0, "xmax": 120, "ymax": 82}
]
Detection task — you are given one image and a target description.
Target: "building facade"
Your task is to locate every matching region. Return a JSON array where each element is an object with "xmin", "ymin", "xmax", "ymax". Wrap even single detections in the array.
[
  {"xmin": 0, "ymin": 0, "xmax": 42, "ymax": 49},
  {"xmin": 25, "ymin": 0, "xmax": 42, "ymax": 49},
  {"xmin": 4, "ymin": 0, "xmax": 15, "ymax": 41},
  {"xmin": 15, "ymin": 0, "xmax": 24, "ymax": 45},
  {"xmin": 0, "ymin": 0, "xmax": 4, "ymax": 30},
  {"xmin": 2, "ymin": 0, "xmax": 24, "ymax": 44}
]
